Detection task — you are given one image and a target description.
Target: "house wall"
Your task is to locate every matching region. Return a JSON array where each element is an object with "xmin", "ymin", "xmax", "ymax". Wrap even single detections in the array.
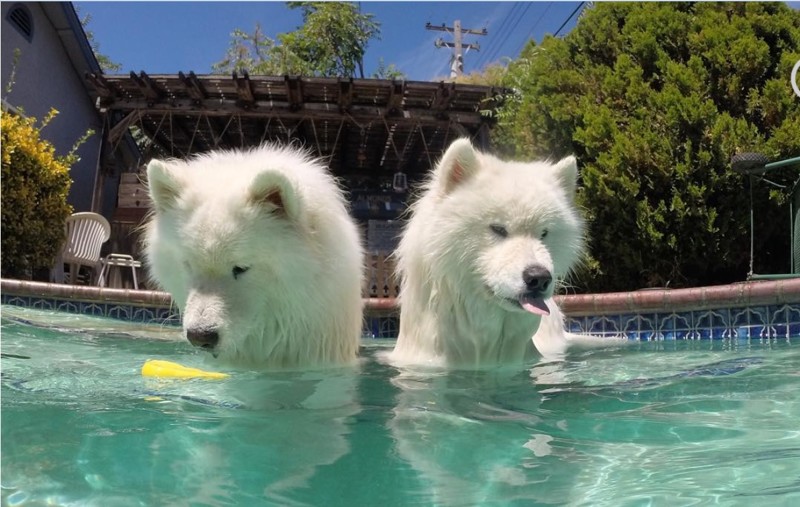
[{"xmin": 1, "ymin": 2, "xmax": 102, "ymax": 212}]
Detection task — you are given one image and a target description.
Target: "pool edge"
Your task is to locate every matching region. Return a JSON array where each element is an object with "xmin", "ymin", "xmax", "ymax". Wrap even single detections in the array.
[{"xmin": 3, "ymin": 278, "xmax": 800, "ymax": 340}]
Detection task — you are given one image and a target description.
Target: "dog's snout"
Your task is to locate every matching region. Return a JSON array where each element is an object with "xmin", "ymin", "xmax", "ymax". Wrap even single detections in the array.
[
  {"xmin": 186, "ymin": 328, "xmax": 220, "ymax": 349},
  {"xmin": 522, "ymin": 265, "xmax": 552, "ymax": 293}
]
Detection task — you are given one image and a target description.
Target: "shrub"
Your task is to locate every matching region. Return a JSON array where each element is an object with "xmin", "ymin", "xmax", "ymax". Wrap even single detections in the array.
[{"xmin": 1, "ymin": 108, "xmax": 78, "ymax": 279}]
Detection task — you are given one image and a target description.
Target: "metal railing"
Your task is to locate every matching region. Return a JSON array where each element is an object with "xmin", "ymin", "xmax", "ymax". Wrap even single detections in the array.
[{"xmin": 731, "ymin": 153, "xmax": 800, "ymax": 280}]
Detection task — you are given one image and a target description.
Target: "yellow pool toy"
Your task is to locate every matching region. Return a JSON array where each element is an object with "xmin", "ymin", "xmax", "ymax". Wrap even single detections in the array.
[{"xmin": 141, "ymin": 359, "xmax": 229, "ymax": 380}]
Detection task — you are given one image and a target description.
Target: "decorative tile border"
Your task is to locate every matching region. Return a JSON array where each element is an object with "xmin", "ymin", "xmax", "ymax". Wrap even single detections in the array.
[
  {"xmin": 3, "ymin": 278, "xmax": 800, "ymax": 340},
  {"xmin": 1, "ymin": 292, "xmax": 181, "ymax": 326},
  {"xmin": 564, "ymin": 304, "xmax": 800, "ymax": 341}
]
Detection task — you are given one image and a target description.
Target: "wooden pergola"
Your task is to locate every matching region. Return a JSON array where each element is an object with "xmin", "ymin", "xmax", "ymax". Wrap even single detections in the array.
[
  {"xmin": 84, "ymin": 72, "xmax": 506, "ymax": 292},
  {"xmin": 87, "ymin": 72, "xmax": 506, "ymax": 180}
]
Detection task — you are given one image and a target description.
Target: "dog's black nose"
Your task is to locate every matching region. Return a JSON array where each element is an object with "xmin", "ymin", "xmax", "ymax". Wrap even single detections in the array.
[
  {"xmin": 186, "ymin": 328, "xmax": 219, "ymax": 349},
  {"xmin": 522, "ymin": 265, "xmax": 552, "ymax": 294}
]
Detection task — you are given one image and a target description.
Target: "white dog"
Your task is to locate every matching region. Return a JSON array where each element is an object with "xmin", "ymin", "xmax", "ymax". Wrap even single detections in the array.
[
  {"xmin": 144, "ymin": 144, "xmax": 364, "ymax": 369},
  {"xmin": 388, "ymin": 139, "xmax": 587, "ymax": 367}
]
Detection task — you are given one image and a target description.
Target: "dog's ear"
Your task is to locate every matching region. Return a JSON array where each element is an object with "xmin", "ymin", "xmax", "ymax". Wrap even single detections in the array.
[
  {"xmin": 249, "ymin": 170, "xmax": 302, "ymax": 221},
  {"xmin": 435, "ymin": 138, "xmax": 481, "ymax": 195},
  {"xmin": 147, "ymin": 159, "xmax": 183, "ymax": 212},
  {"xmin": 551, "ymin": 155, "xmax": 578, "ymax": 199}
]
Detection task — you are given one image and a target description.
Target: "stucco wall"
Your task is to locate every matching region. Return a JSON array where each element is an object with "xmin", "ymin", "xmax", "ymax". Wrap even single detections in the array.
[{"xmin": 2, "ymin": 2, "xmax": 102, "ymax": 212}]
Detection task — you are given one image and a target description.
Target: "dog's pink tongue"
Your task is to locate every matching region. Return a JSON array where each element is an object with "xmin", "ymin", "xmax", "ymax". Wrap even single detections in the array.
[{"xmin": 519, "ymin": 295, "xmax": 550, "ymax": 316}]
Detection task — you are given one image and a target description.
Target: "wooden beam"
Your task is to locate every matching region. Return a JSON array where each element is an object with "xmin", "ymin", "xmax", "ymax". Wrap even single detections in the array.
[
  {"xmin": 178, "ymin": 71, "xmax": 207, "ymax": 103},
  {"xmin": 107, "ymin": 110, "xmax": 140, "ymax": 145},
  {"xmin": 385, "ymin": 80, "xmax": 405, "ymax": 117},
  {"xmin": 338, "ymin": 78, "xmax": 353, "ymax": 112},
  {"xmin": 233, "ymin": 71, "xmax": 255, "ymax": 109},
  {"xmin": 285, "ymin": 76, "xmax": 304, "ymax": 111},
  {"xmin": 95, "ymin": 99, "xmax": 487, "ymax": 126},
  {"xmin": 339, "ymin": 119, "xmax": 350, "ymax": 171},
  {"xmin": 396, "ymin": 122, "xmax": 419, "ymax": 170},
  {"xmin": 85, "ymin": 72, "xmax": 114, "ymax": 99},
  {"xmin": 431, "ymin": 82, "xmax": 456, "ymax": 114},
  {"xmin": 130, "ymin": 71, "xmax": 161, "ymax": 103}
]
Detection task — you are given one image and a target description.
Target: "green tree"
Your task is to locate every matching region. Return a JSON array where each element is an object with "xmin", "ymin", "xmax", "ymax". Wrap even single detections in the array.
[
  {"xmin": 213, "ymin": 2, "xmax": 389, "ymax": 78},
  {"xmin": 212, "ymin": 23, "xmax": 301, "ymax": 75},
  {"xmin": 372, "ymin": 58, "xmax": 406, "ymax": 80},
  {"xmin": 498, "ymin": 2, "xmax": 800, "ymax": 292},
  {"xmin": 77, "ymin": 9, "xmax": 122, "ymax": 73},
  {"xmin": 442, "ymin": 61, "xmax": 508, "ymax": 86}
]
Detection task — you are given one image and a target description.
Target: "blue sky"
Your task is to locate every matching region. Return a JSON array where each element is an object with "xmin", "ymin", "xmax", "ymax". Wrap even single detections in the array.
[{"xmin": 74, "ymin": 1, "xmax": 585, "ymax": 80}]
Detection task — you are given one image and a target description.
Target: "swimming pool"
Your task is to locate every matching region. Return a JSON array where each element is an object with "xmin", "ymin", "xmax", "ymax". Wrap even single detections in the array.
[{"xmin": 2, "ymin": 305, "xmax": 799, "ymax": 506}]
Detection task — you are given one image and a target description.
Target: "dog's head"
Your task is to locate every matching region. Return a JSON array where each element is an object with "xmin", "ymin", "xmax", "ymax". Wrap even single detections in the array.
[
  {"xmin": 425, "ymin": 139, "xmax": 585, "ymax": 315},
  {"xmin": 144, "ymin": 150, "xmax": 316, "ymax": 362}
]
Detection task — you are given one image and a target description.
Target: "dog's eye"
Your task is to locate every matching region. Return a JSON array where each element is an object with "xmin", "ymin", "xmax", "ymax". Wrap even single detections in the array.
[
  {"xmin": 489, "ymin": 224, "xmax": 508, "ymax": 238},
  {"xmin": 540, "ymin": 229, "xmax": 549, "ymax": 240},
  {"xmin": 232, "ymin": 266, "xmax": 250, "ymax": 280}
]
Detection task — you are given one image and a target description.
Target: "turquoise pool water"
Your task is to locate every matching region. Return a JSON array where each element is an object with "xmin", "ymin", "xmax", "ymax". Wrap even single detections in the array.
[{"xmin": 2, "ymin": 305, "xmax": 799, "ymax": 506}]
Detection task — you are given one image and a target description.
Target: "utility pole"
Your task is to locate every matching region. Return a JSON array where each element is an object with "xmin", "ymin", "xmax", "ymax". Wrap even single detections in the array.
[{"xmin": 426, "ymin": 21, "xmax": 487, "ymax": 78}]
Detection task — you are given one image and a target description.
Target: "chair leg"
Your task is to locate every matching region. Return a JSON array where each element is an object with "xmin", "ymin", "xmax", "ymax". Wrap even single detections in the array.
[
  {"xmin": 97, "ymin": 262, "xmax": 107, "ymax": 287},
  {"xmin": 52, "ymin": 263, "xmax": 65, "ymax": 283},
  {"xmin": 68, "ymin": 263, "xmax": 80, "ymax": 284}
]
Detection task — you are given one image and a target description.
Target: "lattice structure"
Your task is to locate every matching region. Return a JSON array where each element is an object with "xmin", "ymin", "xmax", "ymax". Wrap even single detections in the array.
[{"xmin": 87, "ymin": 72, "xmax": 505, "ymax": 178}]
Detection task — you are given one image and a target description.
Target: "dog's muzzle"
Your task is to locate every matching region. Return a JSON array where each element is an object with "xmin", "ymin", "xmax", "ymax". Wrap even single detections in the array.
[{"xmin": 186, "ymin": 328, "xmax": 220, "ymax": 351}]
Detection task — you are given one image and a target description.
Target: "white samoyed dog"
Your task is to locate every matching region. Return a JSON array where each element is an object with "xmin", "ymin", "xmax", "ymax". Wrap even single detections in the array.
[
  {"xmin": 144, "ymin": 144, "xmax": 364, "ymax": 369},
  {"xmin": 389, "ymin": 139, "xmax": 593, "ymax": 368}
]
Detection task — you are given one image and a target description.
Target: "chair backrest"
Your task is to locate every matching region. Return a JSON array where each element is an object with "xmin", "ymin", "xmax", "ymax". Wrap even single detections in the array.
[{"xmin": 61, "ymin": 212, "xmax": 111, "ymax": 266}]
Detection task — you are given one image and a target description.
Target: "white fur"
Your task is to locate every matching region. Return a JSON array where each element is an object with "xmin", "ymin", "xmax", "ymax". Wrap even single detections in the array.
[
  {"xmin": 144, "ymin": 144, "xmax": 364, "ymax": 369},
  {"xmin": 389, "ymin": 139, "xmax": 586, "ymax": 367}
]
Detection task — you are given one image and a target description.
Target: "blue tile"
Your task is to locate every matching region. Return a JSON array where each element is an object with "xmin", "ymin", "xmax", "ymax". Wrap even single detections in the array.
[
  {"xmin": 56, "ymin": 301, "xmax": 79, "ymax": 314},
  {"xmin": 658, "ymin": 312, "xmax": 692, "ymax": 335},
  {"xmin": 363, "ymin": 317, "xmax": 378, "ymax": 338},
  {"xmin": 621, "ymin": 313, "xmax": 654, "ymax": 333},
  {"xmin": 732, "ymin": 307, "xmax": 764, "ymax": 328},
  {"xmin": 771, "ymin": 324, "xmax": 788, "ymax": 339},
  {"xmin": 107, "ymin": 305, "xmax": 131, "ymax": 320},
  {"xmin": 31, "ymin": 299, "xmax": 54, "ymax": 311},
  {"xmin": 4, "ymin": 288, "xmax": 800, "ymax": 342},
  {"xmin": 379, "ymin": 316, "xmax": 399, "ymax": 339},
  {"xmin": 132, "ymin": 307, "xmax": 155, "ymax": 323},
  {"xmin": 695, "ymin": 309, "xmax": 732, "ymax": 340},
  {"xmin": 588, "ymin": 316, "xmax": 621, "ymax": 336},
  {"xmin": 3, "ymin": 296, "xmax": 29, "ymax": 307},
  {"xmin": 770, "ymin": 305, "xmax": 800, "ymax": 331},
  {"xmin": 565, "ymin": 316, "xmax": 586, "ymax": 334},
  {"xmin": 82, "ymin": 303, "xmax": 106, "ymax": 317}
]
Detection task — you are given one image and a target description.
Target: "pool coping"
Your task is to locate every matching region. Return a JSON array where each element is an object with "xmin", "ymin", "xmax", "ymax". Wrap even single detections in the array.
[
  {"xmin": 3, "ymin": 277, "xmax": 800, "ymax": 314},
  {"xmin": 3, "ymin": 277, "xmax": 800, "ymax": 340},
  {"xmin": 556, "ymin": 278, "xmax": 800, "ymax": 316}
]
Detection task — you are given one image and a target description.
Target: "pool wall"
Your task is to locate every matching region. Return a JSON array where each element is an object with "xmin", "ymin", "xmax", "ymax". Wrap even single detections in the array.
[{"xmin": 2, "ymin": 278, "xmax": 799, "ymax": 340}]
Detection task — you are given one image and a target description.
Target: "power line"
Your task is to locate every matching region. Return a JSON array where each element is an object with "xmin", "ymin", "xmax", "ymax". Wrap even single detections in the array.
[
  {"xmin": 554, "ymin": 2, "xmax": 585, "ymax": 37},
  {"xmin": 481, "ymin": 2, "xmax": 532, "ymax": 66},
  {"xmin": 513, "ymin": 2, "xmax": 553, "ymax": 57},
  {"xmin": 474, "ymin": 3, "xmax": 523, "ymax": 68}
]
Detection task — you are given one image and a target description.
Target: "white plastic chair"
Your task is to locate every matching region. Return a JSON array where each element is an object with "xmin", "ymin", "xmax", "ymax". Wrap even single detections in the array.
[
  {"xmin": 97, "ymin": 253, "xmax": 142, "ymax": 289},
  {"xmin": 52, "ymin": 212, "xmax": 111, "ymax": 285}
]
